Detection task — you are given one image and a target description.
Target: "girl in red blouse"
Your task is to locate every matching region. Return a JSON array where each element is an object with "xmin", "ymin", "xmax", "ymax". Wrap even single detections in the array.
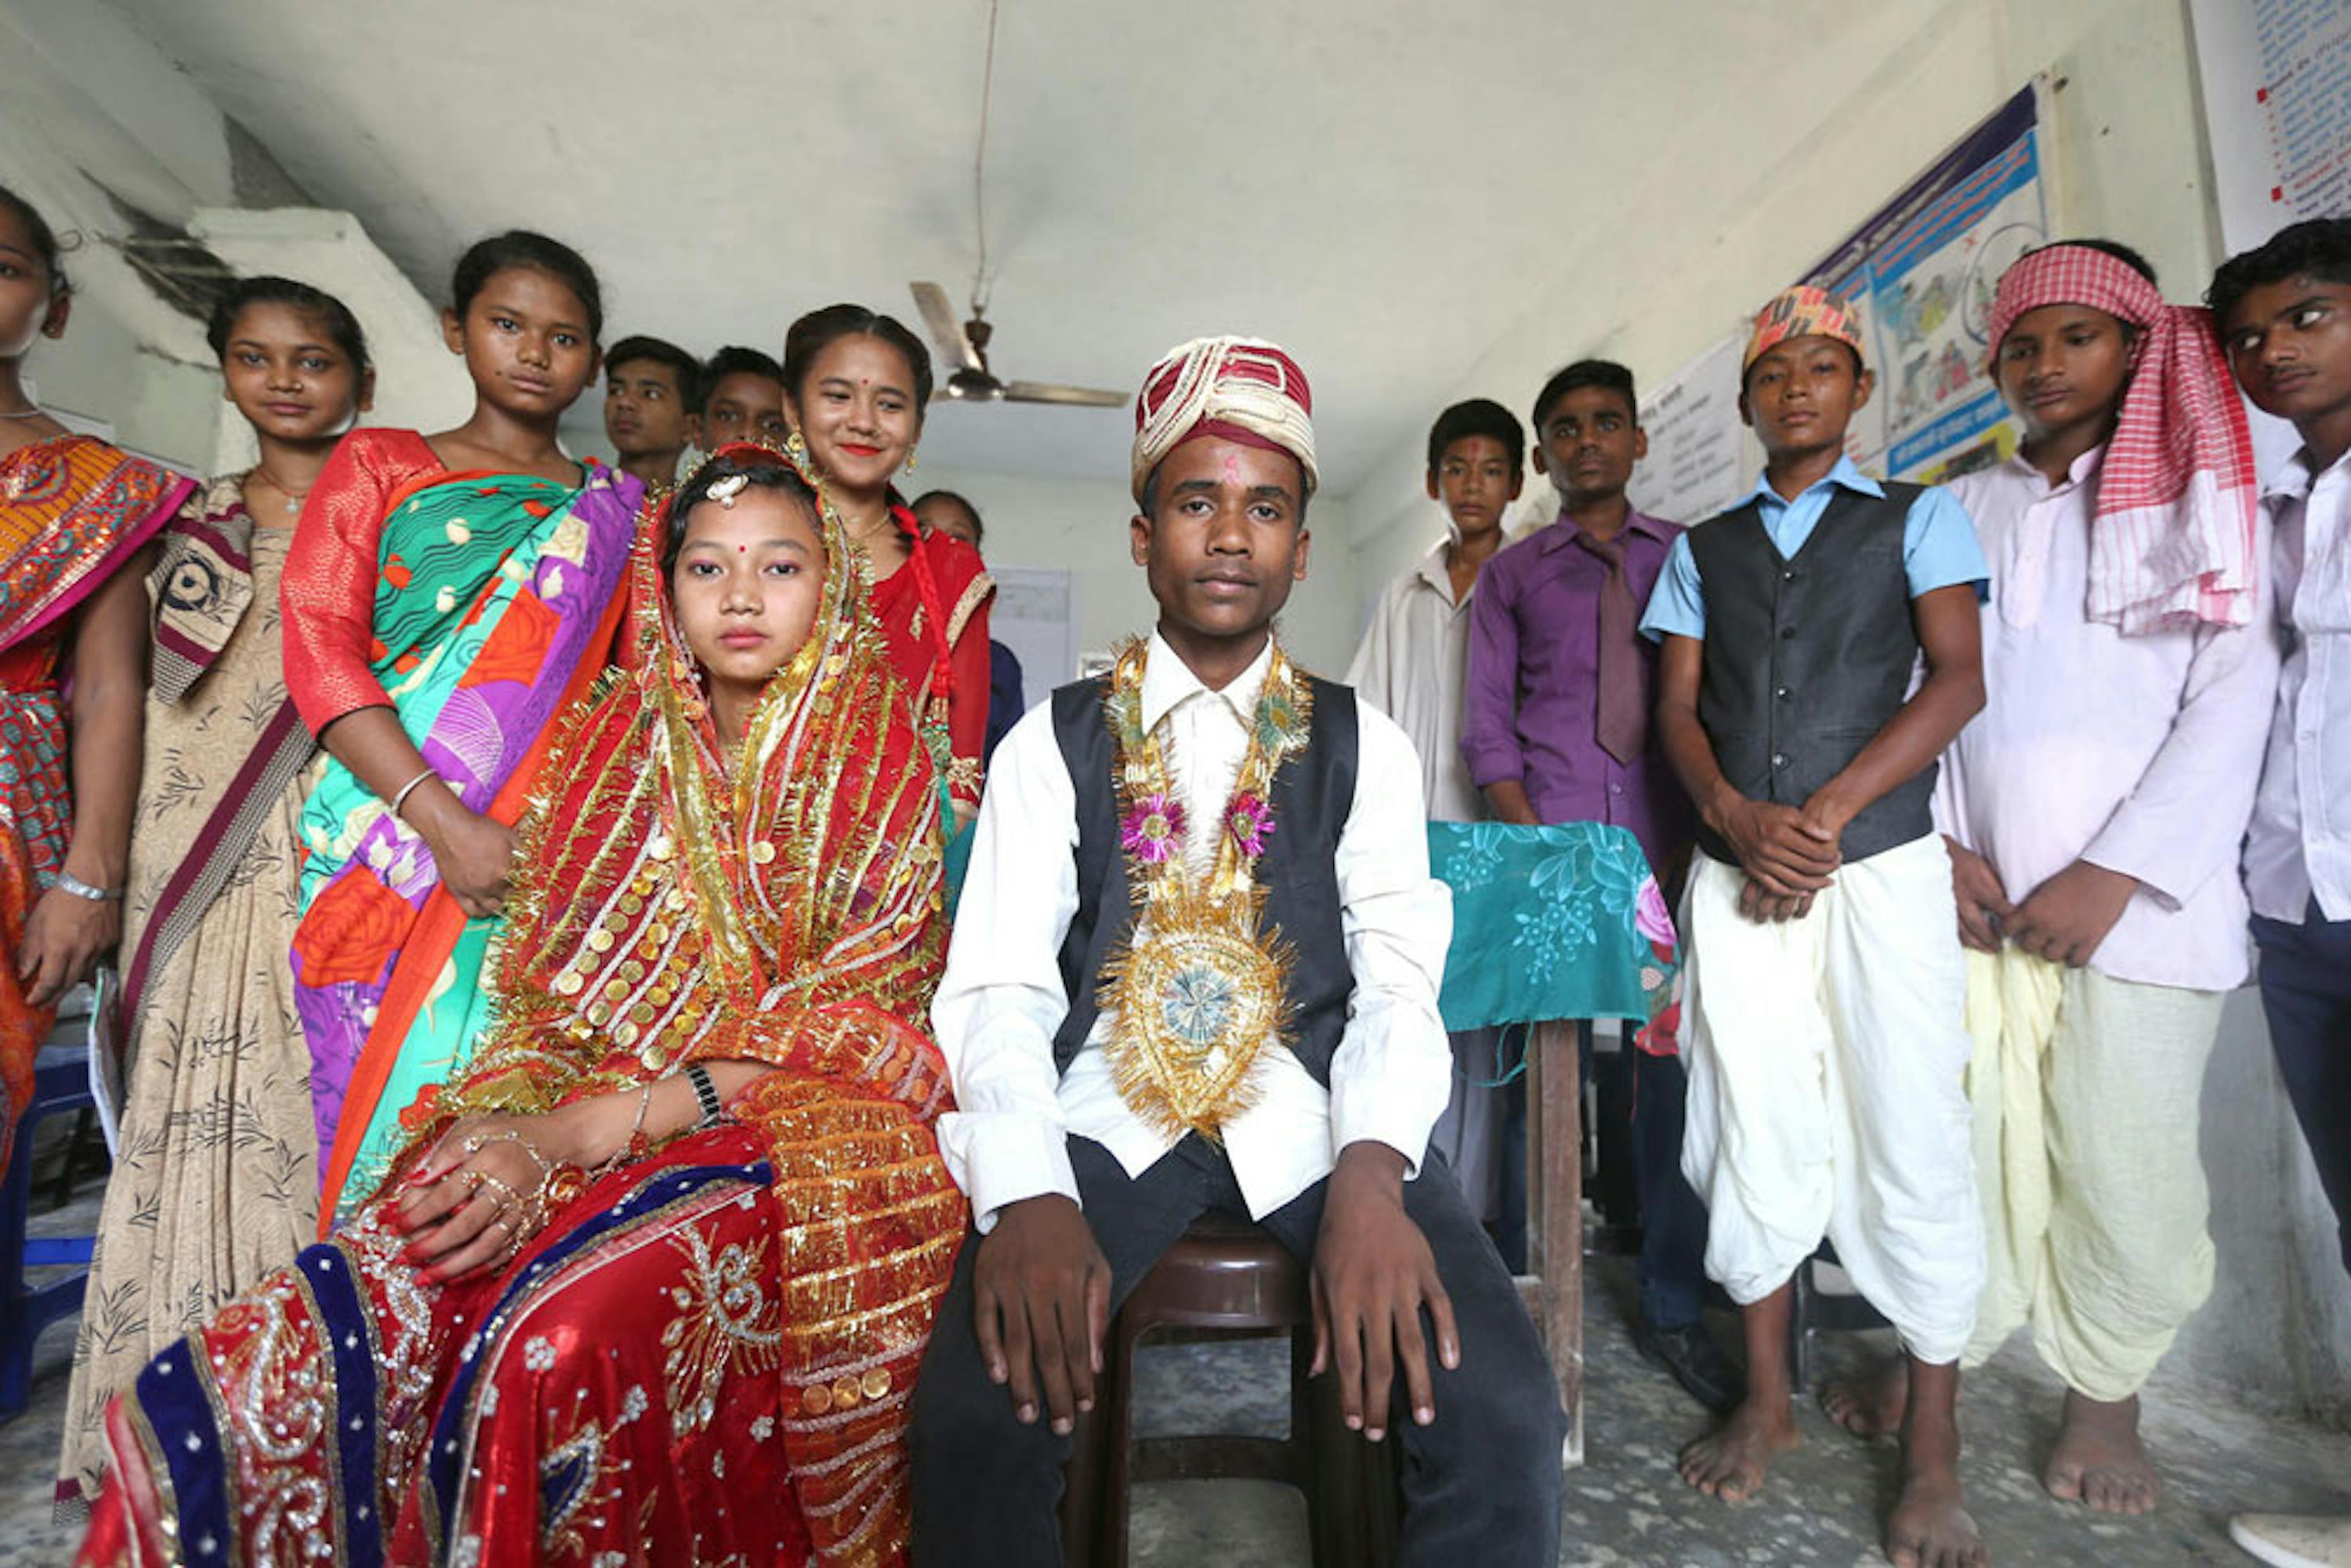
[{"xmin": 781, "ymin": 305, "xmax": 994, "ymax": 826}]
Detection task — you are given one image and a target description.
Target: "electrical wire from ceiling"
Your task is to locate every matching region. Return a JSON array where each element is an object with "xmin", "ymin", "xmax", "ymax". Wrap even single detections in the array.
[{"xmin": 970, "ymin": 0, "xmax": 1000, "ymax": 316}]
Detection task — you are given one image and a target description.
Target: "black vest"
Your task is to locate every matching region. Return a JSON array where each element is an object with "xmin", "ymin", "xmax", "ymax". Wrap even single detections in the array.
[
  {"xmin": 1686, "ymin": 483, "xmax": 1936, "ymax": 864},
  {"xmin": 1048, "ymin": 669, "xmax": 1359, "ymax": 1084}
]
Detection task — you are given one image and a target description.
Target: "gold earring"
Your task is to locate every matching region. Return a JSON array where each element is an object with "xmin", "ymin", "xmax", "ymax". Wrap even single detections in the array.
[
  {"xmin": 904, "ymin": 446, "xmax": 918, "ymax": 475},
  {"xmin": 785, "ymin": 431, "xmax": 807, "ymax": 462}
]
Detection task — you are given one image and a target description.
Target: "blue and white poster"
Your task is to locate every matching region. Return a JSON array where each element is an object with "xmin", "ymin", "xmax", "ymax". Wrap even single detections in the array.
[{"xmin": 1800, "ymin": 82, "xmax": 2051, "ymax": 484}]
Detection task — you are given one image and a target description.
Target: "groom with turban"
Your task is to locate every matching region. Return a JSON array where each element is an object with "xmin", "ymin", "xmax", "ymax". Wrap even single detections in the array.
[{"xmin": 911, "ymin": 336, "xmax": 1568, "ymax": 1563}]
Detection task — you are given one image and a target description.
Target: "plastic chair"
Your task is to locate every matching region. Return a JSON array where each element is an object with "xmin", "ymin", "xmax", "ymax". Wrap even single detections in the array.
[{"xmin": 2, "ymin": 1039, "xmax": 100, "ymax": 1421}]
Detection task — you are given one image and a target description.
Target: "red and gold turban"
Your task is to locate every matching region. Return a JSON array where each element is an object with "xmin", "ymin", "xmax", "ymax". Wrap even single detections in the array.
[
  {"xmin": 1131, "ymin": 336, "xmax": 1318, "ymax": 505},
  {"xmin": 1743, "ymin": 284, "xmax": 1867, "ymax": 376}
]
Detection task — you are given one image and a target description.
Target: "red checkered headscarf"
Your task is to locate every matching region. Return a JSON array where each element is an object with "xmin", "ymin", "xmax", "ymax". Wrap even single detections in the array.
[
  {"xmin": 1131, "ymin": 336, "xmax": 1318, "ymax": 505},
  {"xmin": 1988, "ymin": 244, "xmax": 2259, "ymax": 632}
]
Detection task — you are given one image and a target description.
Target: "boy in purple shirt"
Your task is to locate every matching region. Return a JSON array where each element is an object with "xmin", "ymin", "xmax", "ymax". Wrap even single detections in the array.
[{"xmin": 1461, "ymin": 360, "xmax": 1730, "ymax": 1413}]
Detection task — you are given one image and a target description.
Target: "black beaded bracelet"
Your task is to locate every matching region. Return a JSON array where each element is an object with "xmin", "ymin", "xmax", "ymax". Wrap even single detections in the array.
[{"xmin": 685, "ymin": 1062, "xmax": 725, "ymax": 1128}]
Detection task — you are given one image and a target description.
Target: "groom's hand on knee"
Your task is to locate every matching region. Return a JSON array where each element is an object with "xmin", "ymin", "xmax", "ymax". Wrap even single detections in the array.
[
  {"xmin": 973, "ymin": 1195, "xmax": 1110, "ymax": 1437},
  {"xmin": 1312, "ymin": 1143, "xmax": 1461, "ymax": 1443}
]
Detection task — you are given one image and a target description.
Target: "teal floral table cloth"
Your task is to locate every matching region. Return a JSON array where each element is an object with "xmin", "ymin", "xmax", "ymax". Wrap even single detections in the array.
[{"xmin": 1427, "ymin": 820, "xmax": 1680, "ymax": 1052}]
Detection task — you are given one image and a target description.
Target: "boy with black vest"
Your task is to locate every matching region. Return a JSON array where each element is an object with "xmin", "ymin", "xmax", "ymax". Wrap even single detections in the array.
[
  {"xmin": 913, "ymin": 336, "xmax": 1567, "ymax": 1566},
  {"xmin": 1641, "ymin": 287, "xmax": 1991, "ymax": 1567}
]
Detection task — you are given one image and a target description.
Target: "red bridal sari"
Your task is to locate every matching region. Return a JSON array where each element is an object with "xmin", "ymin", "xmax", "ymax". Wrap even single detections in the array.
[
  {"xmin": 0, "ymin": 434, "xmax": 190, "ymax": 1163},
  {"xmin": 81, "ymin": 467, "xmax": 966, "ymax": 1566}
]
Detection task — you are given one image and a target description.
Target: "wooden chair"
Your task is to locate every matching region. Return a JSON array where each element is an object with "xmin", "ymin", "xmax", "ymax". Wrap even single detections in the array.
[{"xmin": 1061, "ymin": 1213, "xmax": 1400, "ymax": 1567}]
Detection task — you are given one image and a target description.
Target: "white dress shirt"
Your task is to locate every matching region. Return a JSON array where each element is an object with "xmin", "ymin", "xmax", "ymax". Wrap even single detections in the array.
[
  {"xmin": 1935, "ymin": 451, "xmax": 2280, "ymax": 990},
  {"xmin": 1347, "ymin": 534, "xmax": 1483, "ymax": 824},
  {"xmin": 932, "ymin": 631, "xmax": 1456, "ymax": 1232},
  {"xmin": 2246, "ymin": 444, "xmax": 2351, "ymax": 922}
]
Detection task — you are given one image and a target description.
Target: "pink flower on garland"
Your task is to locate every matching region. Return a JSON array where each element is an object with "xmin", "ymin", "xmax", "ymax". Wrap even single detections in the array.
[
  {"xmin": 1225, "ymin": 792, "xmax": 1276, "ymax": 858},
  {"xmin": 1122, "ymin": 794, "xmax": 1186, "ymax": 864}
]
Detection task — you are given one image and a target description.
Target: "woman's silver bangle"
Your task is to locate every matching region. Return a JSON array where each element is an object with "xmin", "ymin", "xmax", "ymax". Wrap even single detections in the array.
[
  {"xmin": 53, "ymin": 871, "xmax": 123, "ymax": 902},
  {"xmin": 389, "ymin": 768, "xmax": 437, "ymax": 820}
]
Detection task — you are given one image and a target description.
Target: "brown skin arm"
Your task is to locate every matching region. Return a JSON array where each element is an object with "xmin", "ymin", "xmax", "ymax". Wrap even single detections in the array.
[
  {"xmin": 315, "ymin": 707, "xmax": 518, "ymax": 919},
  {"xmin": 971, "ymin": 1193, "xmax": 1112, "ymax": 1434},
  {"xmin": 1654, "ymin": 632, "xmax": 1842, "ymax": 905},
  {"xmin": 20, "ymin": 557, "xmax": 151, "ymax": 1006},
  {"xmin": 1310, "ymin": 1141, "xmax": 1461, "ymax": 1440},
  {"xmin": 388, "ymin": 1059, "xmax": 773, "ymax": 1284},
  {"xmin": 1480, "ymin": 779, "xmax": 1542, "ymax": 827}
]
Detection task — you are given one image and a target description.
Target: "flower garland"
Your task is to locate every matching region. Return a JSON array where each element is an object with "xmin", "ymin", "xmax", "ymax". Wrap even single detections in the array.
[{"xmin": 1096, "ymin": 636, "xmax": 1314, "ymax": 1140}]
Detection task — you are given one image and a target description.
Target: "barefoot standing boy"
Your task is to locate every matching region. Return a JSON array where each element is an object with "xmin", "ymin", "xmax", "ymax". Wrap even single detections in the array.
[
  {"xmin": 1826, "ymin": 241, "xmax": 2274, "ymax": 1520},
  {"xmin": 1642, "ymin": 286, "xmax": 1992, "ymax": 1566},
  {"xmin": 915, "ymin": 338, "xmax": 1567, "ymax": 1565}
]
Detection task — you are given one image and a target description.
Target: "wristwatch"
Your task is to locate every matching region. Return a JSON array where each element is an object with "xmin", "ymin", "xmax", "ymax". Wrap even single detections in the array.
[{"xmin": 53, "ymin": 871, "xmax": 123, "ymax": 903}]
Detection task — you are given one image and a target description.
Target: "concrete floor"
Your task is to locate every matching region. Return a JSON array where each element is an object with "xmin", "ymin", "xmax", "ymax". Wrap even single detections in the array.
[{"xmin": 8, "ymin": 1170, "xmax": 2349, "ymax": 1566}]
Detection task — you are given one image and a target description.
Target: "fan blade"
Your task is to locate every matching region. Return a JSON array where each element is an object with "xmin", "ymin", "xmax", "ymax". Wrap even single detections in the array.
[
  {"xmin": 910, "ymin": 281, "xmax": 983, "ymax": 374},
  {"xmin": 1003, "ymin": 380, "xmax": 1130, "ymax": 408}
]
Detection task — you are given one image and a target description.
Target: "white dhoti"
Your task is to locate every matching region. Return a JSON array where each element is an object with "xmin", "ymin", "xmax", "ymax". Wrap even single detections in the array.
[
  {"xmin": 1958, "ymin": 947, "xmax": 2224, "ymax": 1398},
  {"xmin": 1679, "ymin": 835, "xmax": 1983, "ymax": 1364}
]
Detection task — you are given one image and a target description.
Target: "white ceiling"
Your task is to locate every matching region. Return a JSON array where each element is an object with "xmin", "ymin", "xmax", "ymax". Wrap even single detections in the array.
[{"xmin": 100, "ymin": 0, "xmax": 1831, "ymax": 497}]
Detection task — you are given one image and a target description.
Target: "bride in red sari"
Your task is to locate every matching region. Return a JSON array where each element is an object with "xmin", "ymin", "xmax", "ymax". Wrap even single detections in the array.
[{"xmin": 80, "ymin": 444, "xmax": 966, "ymax": 1566}]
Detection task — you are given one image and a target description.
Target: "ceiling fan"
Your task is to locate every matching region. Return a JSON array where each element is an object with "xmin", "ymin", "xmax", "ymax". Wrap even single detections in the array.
[{"xmin": 911, "ymin": 281, "xmax": 1128, "ymax": 408}]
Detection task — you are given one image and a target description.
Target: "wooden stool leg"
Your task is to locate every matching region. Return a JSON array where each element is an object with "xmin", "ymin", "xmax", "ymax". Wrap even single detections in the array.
[
  {"xmin": 1097, "ymin": 1325, "xmax": 1142, "ymax": 1568},
  {"xmin": 1527, "ymin": 1021, "xmax": 1585, "ymax": 1468}
]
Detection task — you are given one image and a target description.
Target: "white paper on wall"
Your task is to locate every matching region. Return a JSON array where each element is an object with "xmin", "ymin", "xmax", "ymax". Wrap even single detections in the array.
[
  {"xmin": 2189, "ymin": 0, "xmax": 2350, "ymax": 479},
  {"xmin": 990, "ymin": 564, "xmax": 1080, "ymax": 696},
  {"xmin": 1625, "ymin": 333, "xmax": 1749, "ymax": 526}
]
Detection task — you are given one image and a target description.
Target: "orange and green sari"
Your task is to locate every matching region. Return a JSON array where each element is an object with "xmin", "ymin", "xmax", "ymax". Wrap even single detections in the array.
[
  {"xmin": 286, "ymin": 440, "xmax": 643, "ymax": 1222},
  {"xmin": 0, "ymin": 434, "xmax": 190, "ymax": 1163}
]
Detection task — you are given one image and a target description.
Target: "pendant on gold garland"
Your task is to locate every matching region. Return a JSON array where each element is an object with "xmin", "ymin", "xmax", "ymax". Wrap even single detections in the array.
[
  {"xmin": 1099, "ymin": 889, "xmax": 1295, "ymax": 1142},
  {"xmin": 1093, "ymin": 636, "xmax": 1313, "ymax": 1140}
]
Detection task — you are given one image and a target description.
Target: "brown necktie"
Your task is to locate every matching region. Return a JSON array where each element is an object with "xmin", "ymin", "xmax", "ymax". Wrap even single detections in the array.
[{"xmin": 1571, "ymin": 529, "xmax": 1645, "ymax": 765}]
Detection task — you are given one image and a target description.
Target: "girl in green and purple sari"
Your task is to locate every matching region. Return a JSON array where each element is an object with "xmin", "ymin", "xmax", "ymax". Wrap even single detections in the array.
[{"xmin": 281, "ymin": 233, "xmax": 644, "ymax": 1223}]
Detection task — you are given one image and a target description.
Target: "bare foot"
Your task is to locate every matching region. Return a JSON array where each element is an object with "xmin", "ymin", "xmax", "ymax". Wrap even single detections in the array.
[
  {"xmin": 1822, "ymin": 1353, "xmax": 1908, "ymax": 1439},
  {"xmin": 1678, "ymin": 1397, "xmax": 1799, "ymax": 1502},
  {"xmin": 2042, "ymin": 1391, "xmax": 2159, "ymax": 1515},
  {"xmin": 1888, "ymin": 1415, "xmax": 1989, "ymax": 1567}
]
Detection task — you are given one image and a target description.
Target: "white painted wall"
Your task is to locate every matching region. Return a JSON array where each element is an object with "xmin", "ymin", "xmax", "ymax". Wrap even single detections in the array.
[
  {"xmin": 1332, "ymin": 0, "xmax": 2351, "ymax": 1418},
  {"xmin": 914, "ymin": 464, "xmax": 1360, "ymax": 682},
  {"xmin": 1346, "ymin": 0, "xmax": 2223, "ymax": 595},
  {"xmin": 0, "ymin": 2, "xmax": 460, "ymax": 475}
]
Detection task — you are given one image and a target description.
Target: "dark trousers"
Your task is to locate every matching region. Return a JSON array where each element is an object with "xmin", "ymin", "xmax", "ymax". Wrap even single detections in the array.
[
  {"xmin": 2252, "ymin": 901, "xmax": 2351, "ymax": 1276},
  {"xmin": 909, "ymin": 1135, "xmax": 1566, "ymax": 1567},
  {"xmin": 1631, "ymin": 1045, "xmax": 1712, "ymax": 1328}
]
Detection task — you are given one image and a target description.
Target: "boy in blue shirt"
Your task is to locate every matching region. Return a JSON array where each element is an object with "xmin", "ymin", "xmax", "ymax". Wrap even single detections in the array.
[{"xmin": 1643, "ymin": 286, "xmax": 1991, "ymax": 1568}]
